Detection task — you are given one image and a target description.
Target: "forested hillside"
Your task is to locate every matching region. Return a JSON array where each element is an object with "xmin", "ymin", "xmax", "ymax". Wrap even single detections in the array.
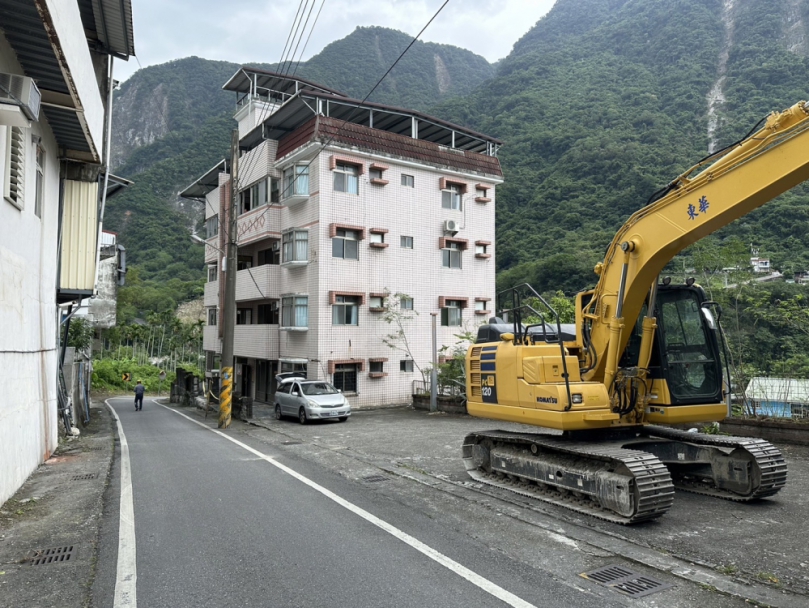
[
  {"xmin": 105, "ymin": 28, "xmax": 494, "ymax": 321},
  {"xmin": 435, "ymin": 0, "xmax": 809, "ymax": 293}
]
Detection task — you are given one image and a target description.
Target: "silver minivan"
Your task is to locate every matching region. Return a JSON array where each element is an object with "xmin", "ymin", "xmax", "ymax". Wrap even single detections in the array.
[{"xmin": 274, "ymin": 377, "xmax": 351, "ymax": 424}]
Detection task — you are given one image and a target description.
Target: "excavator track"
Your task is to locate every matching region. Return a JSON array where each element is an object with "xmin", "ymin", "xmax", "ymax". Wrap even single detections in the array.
[
  {"xmin": 639, "ymin": 426, "xmax": 788, "ymax": 501},
  {"xmin": 462, "ymin": 430, "xmax": 675, "ymax": 525}
]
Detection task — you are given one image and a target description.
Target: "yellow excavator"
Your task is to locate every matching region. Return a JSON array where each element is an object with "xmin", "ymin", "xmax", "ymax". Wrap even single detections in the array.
[{"xmin": 463, "ymin": 101, "xmax": 809, "ymax": 523}]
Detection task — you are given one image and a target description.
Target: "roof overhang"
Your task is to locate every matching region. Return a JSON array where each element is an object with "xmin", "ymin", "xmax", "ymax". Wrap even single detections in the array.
[
  {"xmin": 104, "ymin": 172, "xmax": 132, "ymax": 199},
  {"xmin": 180, "ymin": 159, "xmax": 229, "ymax": 199},
  {"xmin": 240, "ymin": 92, "xmax": 503, "ymax": 156},
  {"xmin": 223, "ymin": 66, "xmax": 347, "ymax": 98},
  {"xmin": 79, "ymin": 0, "xmax": 136, "ymax": 59},
  {"xmin": 0, "ymin": 0, "xmax": 134, "ymax": 164}
]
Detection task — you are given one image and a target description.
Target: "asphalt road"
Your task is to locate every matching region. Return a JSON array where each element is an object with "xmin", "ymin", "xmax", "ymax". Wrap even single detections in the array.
[{"xmin": 93, "ymin": 397, "xmax": 634, "ymax": 608}]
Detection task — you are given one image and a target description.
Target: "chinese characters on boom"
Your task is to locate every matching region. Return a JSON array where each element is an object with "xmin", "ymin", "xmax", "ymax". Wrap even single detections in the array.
[{"xmin": 687, "ymin": 195, "xmax": 710, "ymax": 220}]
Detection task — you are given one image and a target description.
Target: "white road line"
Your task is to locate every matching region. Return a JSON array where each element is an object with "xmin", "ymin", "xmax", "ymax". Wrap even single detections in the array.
[
  {"xmin": 158, "ymin": 403, "xmax": 537, "ymax": 608},
  {"xmin": 106, "ymin": 399, "xmax": 137, "ymax": 608}
]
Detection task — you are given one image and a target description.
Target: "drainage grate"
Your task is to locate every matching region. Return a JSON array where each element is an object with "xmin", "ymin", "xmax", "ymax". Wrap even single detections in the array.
[
  {"xmin": 282, "ymin": 440, "xmax": 302, "ymax": 446},
  {"xmin": 581, "ymin": 565, "xmax": 672, "ymax": 598},
  {"xmin": 362, "ymin": 475, "xmax": 388, "ymax": 483},
  {"xmin": 71, "ymin": 474, "xmax": 97, "ymax": 481},
  {"xmin": 28, "ymin": 546, "xmax": 74, "ymax": 566}
]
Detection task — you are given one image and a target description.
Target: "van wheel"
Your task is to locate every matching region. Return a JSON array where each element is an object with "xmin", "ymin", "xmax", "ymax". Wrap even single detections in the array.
[
  {"xmin": 338, "ymin": 417, "xmax": 348, "ymax": 422},
  {"xmin": 275, "ymin": 404, "xmax": 282, "ymax": 420},
  {"xmin": 298, "ymin": 408, "xmax": 308, "ymax": 425}
]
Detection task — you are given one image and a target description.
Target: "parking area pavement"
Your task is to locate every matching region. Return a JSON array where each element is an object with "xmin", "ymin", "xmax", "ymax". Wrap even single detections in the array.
[{"xmin": 243, "ymin": 400, "xmax": 809, "ymax": 601}]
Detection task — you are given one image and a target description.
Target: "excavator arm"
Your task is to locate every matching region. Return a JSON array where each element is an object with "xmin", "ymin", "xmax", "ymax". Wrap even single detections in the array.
[{"xmin": 580, "ymin": 101, "xmax": 809, "ymax": 387}]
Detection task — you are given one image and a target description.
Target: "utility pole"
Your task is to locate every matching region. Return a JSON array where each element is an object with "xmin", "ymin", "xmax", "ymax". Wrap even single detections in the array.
[{"xmin": 219, "ymin": 129, "xmax": 239, "ymax": 429}]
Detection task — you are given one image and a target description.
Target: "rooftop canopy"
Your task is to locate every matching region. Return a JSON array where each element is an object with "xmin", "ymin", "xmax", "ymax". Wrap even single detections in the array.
[
  {"xmin": 227, "ymin": 67, "xmax": 502, "ymax": 157},
  {"xmin": 180, "ymin": 159, "xmax": 229, "ymax": 199}
]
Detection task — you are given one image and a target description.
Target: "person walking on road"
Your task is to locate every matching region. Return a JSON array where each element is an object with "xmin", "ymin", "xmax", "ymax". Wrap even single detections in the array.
[{"xmin": 134, "ymin": 380, "xmax": 145, "ymax": 411}]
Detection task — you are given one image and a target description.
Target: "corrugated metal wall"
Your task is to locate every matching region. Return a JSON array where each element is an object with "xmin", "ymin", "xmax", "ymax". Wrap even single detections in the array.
[{"xmin": 60, "ymin": 180, "xmax": 99, "ymax": 291}]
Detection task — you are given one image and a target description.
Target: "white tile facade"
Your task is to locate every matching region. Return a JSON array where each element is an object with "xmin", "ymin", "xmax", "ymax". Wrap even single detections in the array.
[{"xmin": 203, "ymin": 93, "xmax": 501, "ymax": 408}]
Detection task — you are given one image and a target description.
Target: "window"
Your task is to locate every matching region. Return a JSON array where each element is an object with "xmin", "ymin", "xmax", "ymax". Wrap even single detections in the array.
[
  {"xmin": 370, "ymin": 168, "xmax": 383, "ymax": 181},
  {"xmin": 4, "ymin": 126, "xmax": 25, "ymax": 209},
  {"xmin": 237, "ymin": 255, "xmax": 253, "ymax": 271},
  {"xmin": 442, "ymin": 242, "xmax": 462, "ymax": 268},
  {"xmin": 332, "ymin": 229, "xmax": 359, "ymax": 259},
  {"xmin": 400, "ymin": 236, "xmax": 413, "ymax": 249},
  {"xmin": 207, "ymin": 308, "xmax": 218, "ymax": 326},
  {"xmin": 280, "ymin": 361, "xmax": 307, "ymax": 375},
  {"xmin": 257, "ymin": 244, "xmax": 280, "ymax": 266},
  {"xmin": 334, "ymin": 162, "xmax": 359, "ymax": 194},
  {"xmin": 283, "ymin": 164, "xmax": 309, "ymax": 197},
  {"xmin": 370, "ymin": 361, "xmax": 384, "ymax": 374},
  {"xmin": 282, "ymin": 230, "xmax": 308, "ymax": 263},
  {"xmin": 476, "ymin": 243, "xmax": 488, "ymax": 255},
  {"xmin": 240, "ymin": 179, "xmax": 267, "ymax": 213},
  {"xmin": 236, "ymin": 308, "xmax": 253, "ymax": 325},
  {"xmin": 281, "ymin": 296, "xmax": 308, "ymax": 328},
  {"xmin": 400, "ymin": 360, "xmax": 414, "ymax": 372},
  {"xmin": 333, "ymin": 295, "xmax": 360, "ymax": 326},
  {"xmin": 475, "ymin": 300, "xmax": 487, "ymax": 312},
  {"xmin": 333, "ymin": 364, "xmax": 358, "ymax": 393},
  {"xmin": 441, "ymin": 300, "xmax": 463, "ymax": 326},
  {"xmin": 270, "ymin": 178, "xmax": 279, "ymax": 203},
  {"xmin": 207, "ymin": 264, "xmax": 217, "ymax": 282},
  {"xmin": 369, "ymin": 295, "xmax": 385, "ymax": 310},
  {"xmin": 370, "ymin": 232, "xmax": 384, "ymax": 245},
  {"xmin": 401, "ymin": 174, "xmax": 414, "ymax": 187},
  {"xmin": 34, "ymin": 143, "xmax": 43, "ymax": 218},
  {"xmin": 257, "ymin": 301, "xmax": 279, "ymax": 324},
  {"xmin": 206, "ymin": 215, "xmax": 219, "ymax": 239},
  {"xmin": 442, "ymin": 184, "xmax": 462, "ymax": 211},
  {"xmin": 400, "ymin": 296, "xmax": 414, "ymax": 310}
]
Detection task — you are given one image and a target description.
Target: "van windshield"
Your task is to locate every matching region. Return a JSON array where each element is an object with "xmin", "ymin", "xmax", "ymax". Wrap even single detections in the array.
[{"xmin": 301, "ymin": 382, "xmax": 339, "ymax": 395}]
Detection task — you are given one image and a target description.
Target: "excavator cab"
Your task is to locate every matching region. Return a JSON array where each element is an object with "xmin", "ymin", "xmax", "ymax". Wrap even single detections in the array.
[{"xmin": 621, "ymin": 284, "xmax": 724, "ymax": 407}]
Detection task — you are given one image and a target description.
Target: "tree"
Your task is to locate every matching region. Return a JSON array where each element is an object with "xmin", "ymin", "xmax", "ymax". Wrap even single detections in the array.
[{"xmin": 381, "ymin": 291, "xmax": 425, "ymax": 383}]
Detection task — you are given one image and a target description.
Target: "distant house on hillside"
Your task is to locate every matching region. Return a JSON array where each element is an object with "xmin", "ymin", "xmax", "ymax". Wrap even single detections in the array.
[
  {"xmin": 745, "ymin": 377, "xmax": 809, "ymax": 418},
  {"xmin": 750, "ymin": 257, "xmax": 771, "ymax": 273}
]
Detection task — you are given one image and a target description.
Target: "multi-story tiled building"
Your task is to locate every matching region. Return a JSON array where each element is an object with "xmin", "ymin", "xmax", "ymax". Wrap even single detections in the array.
[{"xmin": 182, "ymin": 68, "xmax": 503, "ymax": 408}]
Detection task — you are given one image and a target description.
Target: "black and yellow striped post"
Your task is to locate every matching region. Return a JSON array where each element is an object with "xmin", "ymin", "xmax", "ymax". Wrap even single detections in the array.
[{"xmin": 219, "ymin": 366, "xmax": 232, "ymax": 428}]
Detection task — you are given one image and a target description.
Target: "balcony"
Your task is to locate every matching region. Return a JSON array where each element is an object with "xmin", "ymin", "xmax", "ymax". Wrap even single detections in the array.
[
  {"xmin": 236, "ymin": 264, "xmax": 281, "ymax": 301},
  {"xmin": 203, "ymin": 326, "xmax": 221, "ymax": 353},
  {"xmin": 204, "ymin": 280, "xmax": 219, "ymax": 307},
  {"xmin": 234, "ymin": 325, "xmax": 280, "ymax": 360}
]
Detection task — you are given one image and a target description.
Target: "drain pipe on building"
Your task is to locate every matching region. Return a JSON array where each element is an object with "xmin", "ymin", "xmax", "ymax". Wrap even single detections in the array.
[{"xmin": 93, "ymin": 56, "xmax": 116, "ymax": 291}]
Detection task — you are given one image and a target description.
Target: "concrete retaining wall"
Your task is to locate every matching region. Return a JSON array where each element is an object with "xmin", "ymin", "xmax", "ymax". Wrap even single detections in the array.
[{"xmin": 720, "ymin": 417, "xmax": 809, "ymax": 446}]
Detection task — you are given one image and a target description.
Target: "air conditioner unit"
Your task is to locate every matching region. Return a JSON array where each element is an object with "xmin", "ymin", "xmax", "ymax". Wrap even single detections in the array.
[
  {"xmin": 444, "ymin": 219, "xmax": 460, "ymax": 233},
  {"xmin": 0, "ymin": 73, "xmax": 41, "ymax": 121}
]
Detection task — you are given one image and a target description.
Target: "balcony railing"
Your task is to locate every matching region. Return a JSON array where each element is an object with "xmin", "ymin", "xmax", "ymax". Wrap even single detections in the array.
[
  {"xmin": 236, "ymin": 264, "xmax": 280, "ymax": 301},
  {"xmin": 234, "ymin": 324, "xmax": 280, "ymax": 360}
]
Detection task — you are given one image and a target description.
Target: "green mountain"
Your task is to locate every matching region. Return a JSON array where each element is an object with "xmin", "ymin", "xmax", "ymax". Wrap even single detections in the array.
[
  {"xmin": 105, "ymin": 29, "xmax": 495, "ymax": 321},
  {"xmin": 434, "ymin": 0, "xmax": 809, "ymax": 294}
]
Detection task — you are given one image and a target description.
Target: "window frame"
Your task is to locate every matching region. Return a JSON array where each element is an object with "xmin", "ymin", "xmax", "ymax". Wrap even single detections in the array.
[
  {"xmin": 207, "ymin": 307, "xmax": 218, "ymax": 326},
  {"xmin": 332, "ymin": 228, "xmax": 360, "ymax": 260},
  {"xmin": 333, "ymin": 162, "xmax": 359, "ymax": 195},
  {"xmin": 207, "ymin": 264, "xmax": 218, "ymax": 282},
  {"xmin": 400, "ymin": 296, "xmax": 414, "ymax": 310},
  {"xmin": 206, "ymin": 215, "xmax": 219, "ymax": 239},
  {"xmin": 257, "ymin": 301, "xmax": 280, "ymax": 324},
  {"xmin": 282, "ymin": 229, "xmax": 309, "ymax": 264},
  {"xmin": 441, "ymin": 300, "xmax": 463, "ymax": 326},
  {"xmin": 281, "ymin": 295, "xmax": 309, "ymax": 329},
  {"xmin": 400, "ymin": 235, "xmax": 414, "ymax": 249},
  {"xmin": 333, "ymin": 363, "xmax": 359, "ymax": 393},
  {"xmin": 4, "ymin": 125, "xmax": 25, "ymax": 209},
  {"xmin": 441, "ymin": 184, "xmax": 463, "ymax": 211},
  {"xmin": 400, "ymin": 359, "xmax": 414, "ymax": 372},
  {"xmin": 236, "ymin": 308, "xmax": 253, "ymax": 325},
  {"xmin": 283, "ymin": 164, "xmax": 310, "ymax": 198},
  {"xmin": 332, "ymin": 295, "xmax": 360, "ymax": 326},
  {"xmin": 401, "ymin": 174, "xmax": 414, "ymax": 188},
  {"xmin": 442, "ymin": 241, "xmax": 462, "ymax": 269}
]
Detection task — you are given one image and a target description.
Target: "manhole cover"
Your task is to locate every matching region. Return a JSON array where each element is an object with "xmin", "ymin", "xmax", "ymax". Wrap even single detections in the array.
[
  {"xmin": 362, "ymin": 475, "xmax": 388, "ymax": 483},
  {"xmin": 282, "ymin": 440, "xmax": 302, "ymax": 446},
  {"xmin": 581, "ymin": 565, "xmax": 672, "ymax": 598},
  {"xmin": 28, "ymin": 546, "xmax": 74, "ymax": 566},
  {"xmin": 71, "ymin": 474, "xmax": 97, "ymax": 481}
]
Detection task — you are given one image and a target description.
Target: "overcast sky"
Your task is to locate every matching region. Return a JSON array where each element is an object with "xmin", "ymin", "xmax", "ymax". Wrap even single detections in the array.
[{"xmin": 116, "ymin": 0, "xmax": 555, "ymax": 81}]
